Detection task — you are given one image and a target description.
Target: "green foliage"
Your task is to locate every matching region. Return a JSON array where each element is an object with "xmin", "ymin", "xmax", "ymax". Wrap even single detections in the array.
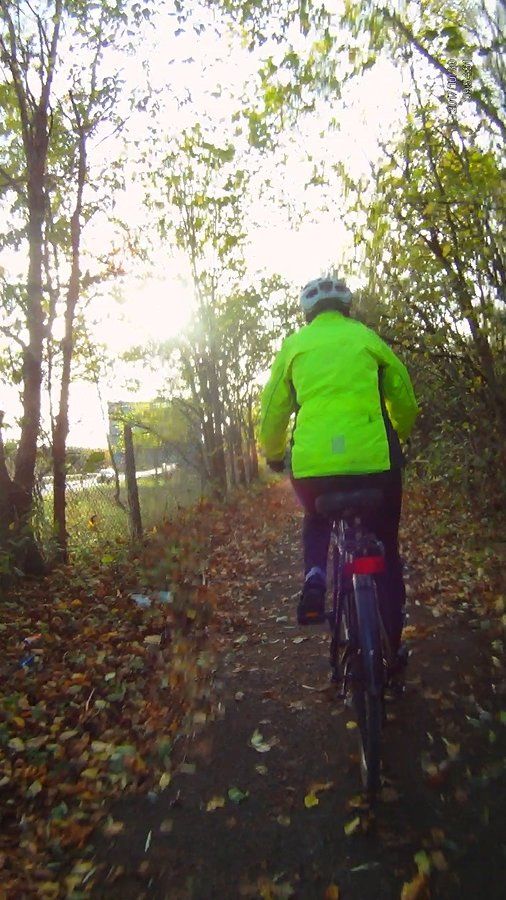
[
  {"xmin": 0, "ymin": 0, "xmax": 152, "ymax": 393},
  {"xmin": 142, "ymin": 120, "xmax": 302, "ymax": 488},
  {"xmin": 83, "ymin": 449, "xmax": 107, "ymax": 472},
  {"xmin": 340, "ymin": 0, "xmax": 506, "ymax": 140},
  {"xmin": 354, "ymin": 108, "xmax": 505, "ymax": 494}
]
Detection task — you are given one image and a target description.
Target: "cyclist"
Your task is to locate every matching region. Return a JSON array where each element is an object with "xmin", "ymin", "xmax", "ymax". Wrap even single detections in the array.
[{"xmin": 259, "ymin": 277, "xmax": 419, "ymax": 665}]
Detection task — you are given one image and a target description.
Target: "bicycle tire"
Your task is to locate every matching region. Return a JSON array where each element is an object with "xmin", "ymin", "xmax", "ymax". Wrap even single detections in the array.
[
  {"xmin": 351, "ymin": 575, "xmax": 384, "ymax": 796},
  {"xmin": 352, "ymin": 682, "xmax": 382, "ymax": 794}
]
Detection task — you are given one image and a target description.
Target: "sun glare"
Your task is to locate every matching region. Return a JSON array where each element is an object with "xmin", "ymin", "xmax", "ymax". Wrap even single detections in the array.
[{"xmin": 126, "ymin": 277, "xmax": 195, "ymax": 342}]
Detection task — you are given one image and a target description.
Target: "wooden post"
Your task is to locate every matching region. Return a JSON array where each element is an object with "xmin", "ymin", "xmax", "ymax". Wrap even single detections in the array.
[{"xmin": 123, "ymin": 422, "xmax": 142, "ymax": 540}]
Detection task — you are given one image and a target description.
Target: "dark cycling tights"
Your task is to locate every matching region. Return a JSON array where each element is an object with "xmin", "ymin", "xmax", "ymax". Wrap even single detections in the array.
[{"xmin": 291, "ymin": 468, "xmax": 405, "ymax": 654}]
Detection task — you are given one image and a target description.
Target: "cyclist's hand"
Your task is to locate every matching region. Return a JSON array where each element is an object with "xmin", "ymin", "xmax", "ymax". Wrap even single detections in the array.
[{"xmin": 267, "ymin": 459, "xmax": 285, "ymax": 473}]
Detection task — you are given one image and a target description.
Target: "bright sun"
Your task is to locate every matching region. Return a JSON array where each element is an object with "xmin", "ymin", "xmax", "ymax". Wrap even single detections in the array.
[{"xmin": 126, "ymin": 277, "xmax": 195, "ymax": 342}]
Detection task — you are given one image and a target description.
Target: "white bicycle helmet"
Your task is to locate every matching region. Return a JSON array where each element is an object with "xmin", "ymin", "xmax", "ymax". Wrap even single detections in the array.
[{"xmin": 300, "ymin": 277, "xmax": 352, "ymax": 317}]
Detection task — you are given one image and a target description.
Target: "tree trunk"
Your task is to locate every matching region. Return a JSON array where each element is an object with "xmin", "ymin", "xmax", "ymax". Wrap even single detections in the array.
[
  {"xmin": 107, "ymin": 435, "xmax": 126, "ymax": 510},
  {"xmin": 467, "ymin": 316, "xmax": 506, "ymax": 428},
  {"xmin": 124, "ymin": 423, "xmax": 142, "ymax": 541},
  {"xmin": 224, "ymin": 423, "xmax": 237, "ymax": 489},
  {"xmin": 0, "ymin": 1, "xmax": 60, "ymax": 575},
  {"xmin": 208, "ymin": 358, "xmax": 227, "ymax": 490},
  {"xmin": 4, "ymin": 166, "xmax": 47, "ymax": 575},
  {"xmin": 14, "ymin": 175, "xmax": 45, "ymax": 519},
  {"xmin": 196, "ymin": 354, "xmax": 227, "ymax": 494},
  {"xmin": 247, "ymin": 397, "xmax": 259, "ymax": 480},
  {"xmin": 52, "ymin": 117, "xmax": 86, "ymax": 561},
  {"xmin": 0, "ymin": 413, "xmax": 14, "ymax": 549},
  {"xmin": 230, "ymin": 418, "xmax": 247, "ymax": 486}
]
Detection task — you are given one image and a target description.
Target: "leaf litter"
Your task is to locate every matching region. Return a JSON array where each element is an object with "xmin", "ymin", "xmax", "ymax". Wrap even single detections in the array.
[
  {"xmin": 2, "ymin": 479, "xmax": 505, "ymax": 895},
  {"xmin": 0, "ymin": 489, "xmax": 288, "ymax": 895}
]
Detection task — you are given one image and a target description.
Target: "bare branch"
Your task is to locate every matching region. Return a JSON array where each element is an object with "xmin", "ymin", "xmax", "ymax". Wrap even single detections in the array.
[
  {"xmin": 384, "ymin": 7, "xmax": 506, "ymax": 142},
  {"xmin": 39, "ymin": 0, "xmax": 62, "ymax": 113},
  {"xmin": 0, "ymin": 164, "xmax": 26, "ymax": 194},
  {"xmin": 0, "ymin": 0, "xmax": 30, "ymax": 144},
  {"xmin": 0, "ymin": 323, "xmax": 26, "ymax": 349}
]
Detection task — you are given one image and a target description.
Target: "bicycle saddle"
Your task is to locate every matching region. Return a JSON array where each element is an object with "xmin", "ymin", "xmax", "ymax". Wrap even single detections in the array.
[{"xmin": 315, "ymin": 488, "xmax": 383, "ymax": 518}]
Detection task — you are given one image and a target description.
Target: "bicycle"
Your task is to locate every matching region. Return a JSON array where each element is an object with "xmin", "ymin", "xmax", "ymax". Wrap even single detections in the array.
[{"xmin": 315, "ymin": 487, "xmax": 395, "ymax": 798}]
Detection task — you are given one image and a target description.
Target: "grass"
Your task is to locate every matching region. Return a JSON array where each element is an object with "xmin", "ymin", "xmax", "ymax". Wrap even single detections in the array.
[
  {"xmin": 37, "ymin": 468, "xmax": 205, "ymax": 558},
  {"xmin": 137, "ymin": 470, "xmax": 204, "ymax": 528}
]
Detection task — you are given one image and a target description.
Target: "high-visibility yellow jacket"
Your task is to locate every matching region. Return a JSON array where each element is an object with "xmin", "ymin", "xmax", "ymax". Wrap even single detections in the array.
[{"xmin": 260, "ymin": 310, "xmax": 419, "ymax": 478}]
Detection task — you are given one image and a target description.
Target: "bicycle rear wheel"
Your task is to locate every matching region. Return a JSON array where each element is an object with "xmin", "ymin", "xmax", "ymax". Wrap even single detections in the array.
[{"xmin": 351, "ymin": 575, "xmax": 384, "ymax": 796}]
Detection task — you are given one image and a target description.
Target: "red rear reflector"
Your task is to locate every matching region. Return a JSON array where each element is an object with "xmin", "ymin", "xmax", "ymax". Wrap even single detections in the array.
[{"xmin": 344, "ymin": 556, "xmax": 385, "ymax": 576}]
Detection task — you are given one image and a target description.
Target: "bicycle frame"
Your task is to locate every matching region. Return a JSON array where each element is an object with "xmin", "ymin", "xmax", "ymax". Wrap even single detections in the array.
[
  {"xmin": 327, "ymin": 514, "xmax": 386, "ymax": 693},
  {"xmin": 315, "ymin": 491, "xmax": 395, "ymax": 796}
]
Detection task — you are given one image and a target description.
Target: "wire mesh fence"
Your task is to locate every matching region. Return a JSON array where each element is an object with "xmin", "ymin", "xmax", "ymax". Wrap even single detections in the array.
[{"xmin": 34, "ymin": 464, "xmax": 204, "ymax": 559}]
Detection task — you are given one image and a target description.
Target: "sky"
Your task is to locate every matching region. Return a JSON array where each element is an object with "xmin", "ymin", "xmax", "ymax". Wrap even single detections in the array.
[{"xmin": 0, "ymin": 4, "xmax": 406, "ymax": 449}]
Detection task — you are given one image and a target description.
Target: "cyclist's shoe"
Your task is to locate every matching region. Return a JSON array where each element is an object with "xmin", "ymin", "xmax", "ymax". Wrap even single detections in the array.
[
  {"xmin": 297, "ymin": 584, "xmax": 326, "ymax": 625},
  {"xmin": 386, "ymin": 643, "xmax": 410, "ymax": 697}
]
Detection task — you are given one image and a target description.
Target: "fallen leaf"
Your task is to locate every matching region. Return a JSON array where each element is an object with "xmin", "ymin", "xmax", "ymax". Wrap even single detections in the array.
[
  {"xmin": 273, "ymin": 882, "xmax": 295, "ymax": 899},
  {"xmin": 347, "ymin": 794, "xmax": 371, "ymax": 810},
  {"xmin": 431, "ymin": 850, "xmax": 448, "ymax": 872},
  {"xmin": 81, "ymin": 768, "xmax": 99, "ymax": 779},
  {"xmin": 38, "ymin": 883, "xmax": 60, "ymax": 898},
  {"xmin": 26, "ymin": 735, "xmax": 47, "ymax": 750},
  {"xmin": 26, "ymin": 780, "xmax": 43, "ymax": 798},
  {"xmin": 228, "ymin": 786, "xmax": 249, "ymax": 803},
  {"xmin": 400, "ymin": 873, "xmax": 430, "ymax": 900},
  {"xmin": 102, "ymin": 818, "xmax": 125, "ymax": 837},
  {"xmin": 159, "ymin": 772, "xmax": 171, "ymax": 790},
  {"xmin": 414, "ymin": 850, "xmax": 432, "ymax": 876},
  {"xmin": 442, "ymin": 738, "xmax": 460, "ymax": 760},
  {"xmin": 309, "ymin": 780, "xmax": 333, "ymax": 795},
  {"xmin": 344, "ymin": 816, "xmax": 361, "ymax": 836},
  {"xmin": 350, "ymin": 862, "xmax": 380, "ymax": 873},
  {"xmin": 250, "ymin": 729, "xmax": 273, "ymax": 753},
  {"xmin": 159, "ymin": 819, "xmax": 173, "ymax": 834},
  {"xmin": 304, "ymin": 792, "xmax": 319, "ymax": 808},
  {"xmin": 380, "ymin": 786, "xmax": 400, "ymax": 803},
  {"xmin": 256, "ymin": 877, "xmax": 294, "ymax": 899},
  {"xmin": 324, "ymin": 886, "xmax": 340, "ymax": 900},
  {"xmin": 91, "ymin": 740, "xmax": 113, "ymax": 753},
  {"xmin": 421, "ymin": 755, "xmax": 449, "ymax": 787},
  {"xmin": 206, "ymin": 796, "xmax": 226, "ymax": 811}
]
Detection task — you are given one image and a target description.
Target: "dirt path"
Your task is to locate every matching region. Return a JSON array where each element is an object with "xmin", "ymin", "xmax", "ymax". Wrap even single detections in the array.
[{"xmin": 90, "ymin": 481, "xmax": 505, "ymax": 899}]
